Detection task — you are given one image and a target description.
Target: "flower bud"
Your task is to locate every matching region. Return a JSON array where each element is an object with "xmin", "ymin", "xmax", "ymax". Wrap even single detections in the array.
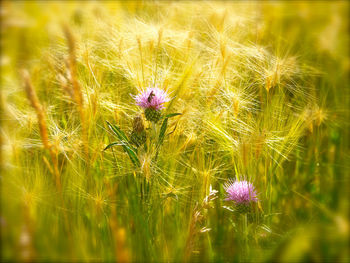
[
  {"xmin": 144, "ymin": 108, "xmax": 162, "ymax": 123},
  {"xmin": 130, "ymin": 116, "xmax": 146, "ymax": 147}
]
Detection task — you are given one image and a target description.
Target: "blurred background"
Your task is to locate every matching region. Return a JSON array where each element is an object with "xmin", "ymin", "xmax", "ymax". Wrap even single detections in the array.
[{"xmin": 1, "ymin": 1, "xmax": 349, "ymax": 262}]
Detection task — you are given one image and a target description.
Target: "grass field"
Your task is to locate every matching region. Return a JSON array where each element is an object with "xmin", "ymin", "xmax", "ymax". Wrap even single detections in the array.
[{"xmin": 1, "ymin": 1, "xmax": 349, "ymax": 262}]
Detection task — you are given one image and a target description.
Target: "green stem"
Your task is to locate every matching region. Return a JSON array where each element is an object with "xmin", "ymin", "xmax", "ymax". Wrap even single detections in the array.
[
  {"xmin": 241, "ymin": 213, "xmax": 249, "ymax": 260},
  {"xmin": 152, "ymin": 122, "xmax": 157, "ymax": 142}
]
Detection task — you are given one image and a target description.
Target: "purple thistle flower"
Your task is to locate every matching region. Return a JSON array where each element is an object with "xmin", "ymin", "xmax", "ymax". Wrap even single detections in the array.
[
  {"xmin": 224, "ymin": 179, "xmax": 258, "ymax": 205},
  {"xmin": 133, "ymin": 87, "xmax": 170, "ymax": 111}
]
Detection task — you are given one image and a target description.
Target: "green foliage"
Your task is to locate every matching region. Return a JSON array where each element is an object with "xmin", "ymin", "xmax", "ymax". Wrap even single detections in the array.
[
  {"xmin": 158, "ymin": 113, "xmax": 182, "ymax": 147},
  {"xmin": 105, "ymin": 121, "xmax": 140, "ymax": 167}
]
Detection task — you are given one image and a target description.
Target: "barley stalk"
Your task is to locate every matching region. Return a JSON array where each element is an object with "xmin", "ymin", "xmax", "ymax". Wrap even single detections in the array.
[
  {"xmin": 63, "ymin": 25, "xmax": 89, "ymax": 164},
  {"xmin": 21, "ymin": 70, "xmax": 61, "ymax": 190}
]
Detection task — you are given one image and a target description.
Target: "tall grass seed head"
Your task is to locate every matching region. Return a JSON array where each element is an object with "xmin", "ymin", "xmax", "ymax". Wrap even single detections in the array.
[{"xmin": 224, "ymin": 179, "xmax": 258, "ymax": 213}]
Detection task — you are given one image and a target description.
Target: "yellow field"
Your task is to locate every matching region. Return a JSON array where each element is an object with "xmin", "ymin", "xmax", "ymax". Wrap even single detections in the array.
[{"xmin": 1, "ymin": 1, "xmax": 349, "ymax": 262}]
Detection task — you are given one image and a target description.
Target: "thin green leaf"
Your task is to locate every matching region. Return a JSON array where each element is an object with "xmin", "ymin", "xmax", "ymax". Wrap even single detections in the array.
[
  {"xmin": 165, "ymin": 113, "xmax": 182, "ymax": 118},
  {"xmin": 122, "ymin": 144, "xmax": 140, "ymax": 166},
  {"xmin": 158, "ymin": 117, "xmax": 168, "ymax": 147},
  {"xmin": 103, "ymin": 142, "xmax": 121, "ymax": 151},
  {"xmin": 106, "ymin": 121, "xmax": 140, "ymax": 166},
  {"xmin": 106, "ymin": 121, "xmax": 129, "ymax": 142},
  {"xmin": 157, "ymin": 113, "xmax": 181, "ymax": 148},
  {"xmin": 107, "ymin": 121, "xmax": 138, "ymax": 152}
]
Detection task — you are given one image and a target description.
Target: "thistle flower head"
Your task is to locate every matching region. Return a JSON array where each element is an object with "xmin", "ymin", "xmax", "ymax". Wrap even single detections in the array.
[
  {"xmin": 133, "ymin": 87, "xmax": 170, "ymax": 111},
  {"xmin": 224, "ymin": 179, "xmax": 258, "ymax": 205}
]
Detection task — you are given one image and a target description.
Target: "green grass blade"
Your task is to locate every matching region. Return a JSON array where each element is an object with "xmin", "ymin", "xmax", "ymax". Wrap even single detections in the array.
[
  {"xmin": 165, "ymin": 113, "xmax": 182, "ymax": 118},
  {"xmin": 103, "ymin": 142, "xmax": 121, "ymax": 151},
  {"xmin": 106, "ymin": 121, "xmax": 140, "ymax": 166},
  {"xmin": 106, "ymin": 121, "xmax": 129, "ymax": 142},
  {"xmin": 158, "ymin": 117, "xmax": 168, "ymax": 147},
  {"xmin": 158, "ymin": 113, "xmax": 181, "ymax": 148}
]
